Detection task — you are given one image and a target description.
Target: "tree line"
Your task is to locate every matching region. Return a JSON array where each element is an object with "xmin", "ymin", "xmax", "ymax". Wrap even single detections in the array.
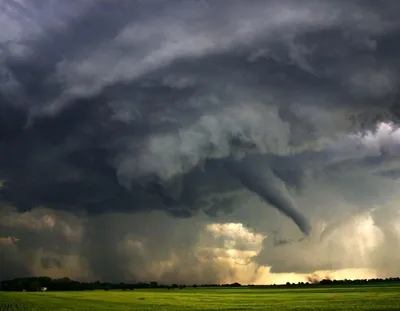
[{"xmin": 0, "ymin": 277, "xmax": 399, "ymax": 292}]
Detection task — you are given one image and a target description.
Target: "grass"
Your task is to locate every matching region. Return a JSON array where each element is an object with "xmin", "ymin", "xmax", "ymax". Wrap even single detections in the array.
[{"xmin": 1, "ymin": 285, "xmax": 400, "ymax": 310}]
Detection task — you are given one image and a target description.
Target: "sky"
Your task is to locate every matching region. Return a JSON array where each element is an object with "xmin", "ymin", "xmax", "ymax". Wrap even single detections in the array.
[{"xmin": 1, "ymin": 0, "xmax": 400, "ymax": 285}]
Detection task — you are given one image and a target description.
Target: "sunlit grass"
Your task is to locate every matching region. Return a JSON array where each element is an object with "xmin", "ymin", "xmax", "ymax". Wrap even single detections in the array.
[{"xmin": 1, "ymin": 285, "xmax": 400, "ymax": 310}]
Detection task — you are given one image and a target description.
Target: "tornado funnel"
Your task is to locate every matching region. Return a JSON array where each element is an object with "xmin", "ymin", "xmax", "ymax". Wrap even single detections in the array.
[{"xmin": 230, "ymin": 156, "xmax": 312, "ymax": 236}]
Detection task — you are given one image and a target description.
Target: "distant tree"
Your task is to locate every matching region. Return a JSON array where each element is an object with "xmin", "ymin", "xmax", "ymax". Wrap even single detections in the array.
[
  {"xmin": 231, "ymin": 282, "xmax": 241, "ymax": 287},
  {"xmin": 2, "ymin": 275, "xmax": 400, "ymax": 292},
  {"xmin": 28, "ymin": 281, "xmax": 41, "ymax": 292},
  {"xmin": 319, "ymin": 279, "xmax": 332, "ymax": 285}
]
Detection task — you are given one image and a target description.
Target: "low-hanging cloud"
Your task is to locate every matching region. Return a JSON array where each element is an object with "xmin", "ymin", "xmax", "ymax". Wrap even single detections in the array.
[{"xmin": 1, "ymin": 0, "xmax": 400, "ymax": 283}]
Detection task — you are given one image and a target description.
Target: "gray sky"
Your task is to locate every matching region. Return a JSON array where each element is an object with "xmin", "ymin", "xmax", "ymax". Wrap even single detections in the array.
[{"xmin": 1, "ymin": 0, "xmax": 400, "ymax": 284}]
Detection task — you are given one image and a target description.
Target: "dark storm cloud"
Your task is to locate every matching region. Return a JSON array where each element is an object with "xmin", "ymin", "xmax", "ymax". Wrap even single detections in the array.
[{"xmin": 1, "ymin": 0, "xmax": 400, "ymax": 281}]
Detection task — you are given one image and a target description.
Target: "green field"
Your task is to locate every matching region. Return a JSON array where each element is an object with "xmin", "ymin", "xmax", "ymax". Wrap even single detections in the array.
[{"xmin": 1, "ymin": 285, "xmax": 400, "ymax": 310}]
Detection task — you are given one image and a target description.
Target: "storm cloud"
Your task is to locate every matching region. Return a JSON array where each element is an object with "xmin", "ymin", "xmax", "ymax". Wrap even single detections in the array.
[{"xmin": 1, "ymin": 0, "xmax": 400, "ymax": 283}]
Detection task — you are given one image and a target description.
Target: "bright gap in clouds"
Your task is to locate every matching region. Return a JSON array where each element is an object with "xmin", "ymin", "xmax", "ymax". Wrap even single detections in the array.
[{"xmin": 200, "ymin": 220, "xmax": 383, "ymax": 285}]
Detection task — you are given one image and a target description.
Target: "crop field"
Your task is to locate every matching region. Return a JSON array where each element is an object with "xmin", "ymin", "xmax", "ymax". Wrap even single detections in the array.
[{"xmin": 1, "ymin": 285, "xmax": 400, "ymax": 311}]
